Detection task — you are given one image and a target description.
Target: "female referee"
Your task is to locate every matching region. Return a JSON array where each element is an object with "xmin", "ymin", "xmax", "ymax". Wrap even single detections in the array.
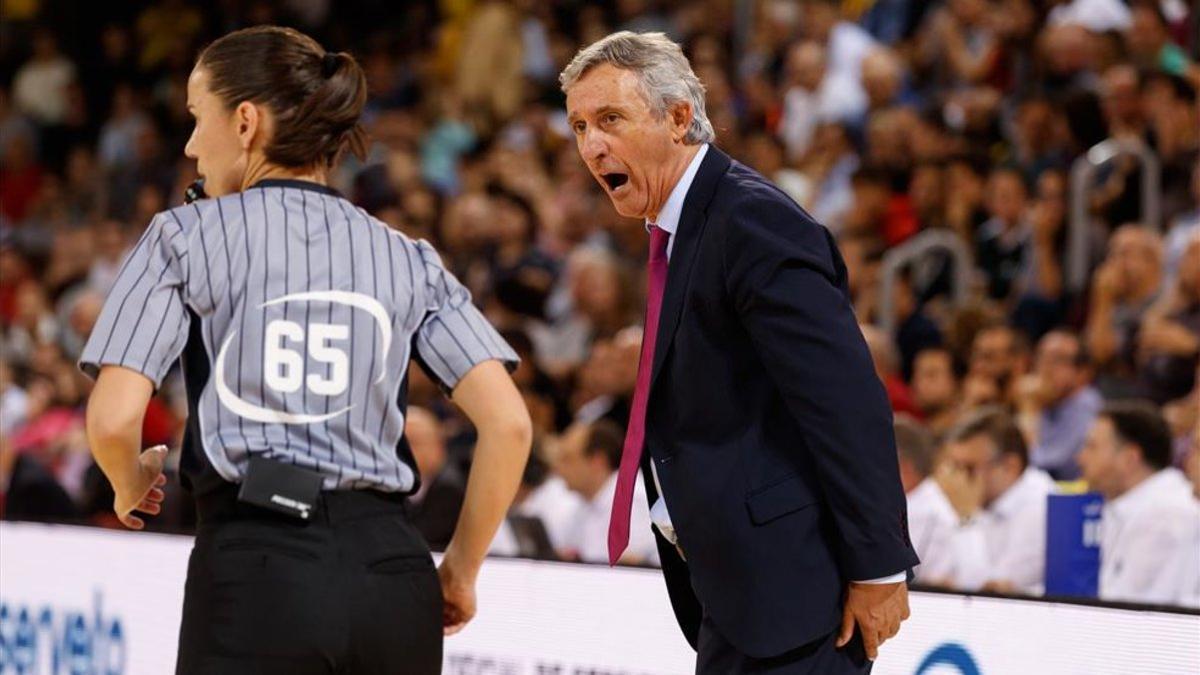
[{"xmin": 79, "ymin": 26, "xmax": 531, "ymax": 674}]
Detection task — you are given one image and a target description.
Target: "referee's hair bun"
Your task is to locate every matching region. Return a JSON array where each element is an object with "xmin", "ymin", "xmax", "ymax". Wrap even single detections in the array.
[{"xmin": 198, "ymin": 26, "xmax": 369, "ymax": 168}]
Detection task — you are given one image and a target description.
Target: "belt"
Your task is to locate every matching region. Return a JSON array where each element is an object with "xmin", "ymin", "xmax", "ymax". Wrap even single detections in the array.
[{"xmin": 195, "ymin": 480, "xmax": 408, "ymax": 527}]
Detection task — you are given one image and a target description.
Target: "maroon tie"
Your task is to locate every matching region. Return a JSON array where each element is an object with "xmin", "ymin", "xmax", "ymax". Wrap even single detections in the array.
[{"xmin": 608, "ymin": 224, "xmax": 671, "ymax": 565}]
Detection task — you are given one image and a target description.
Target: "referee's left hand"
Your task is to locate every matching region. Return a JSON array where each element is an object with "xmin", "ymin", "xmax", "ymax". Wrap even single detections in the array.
[
  {"xmin": 112, "ymin": 445, "xmax": 168, "ymax": 530},
  {"xmin": 437, "ymin": 554, "xmax": 477, "ymax": 636}
]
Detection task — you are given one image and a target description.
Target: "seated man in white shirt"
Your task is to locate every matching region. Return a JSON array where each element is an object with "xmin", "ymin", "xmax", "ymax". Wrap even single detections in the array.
[
  {"xmin": 552, "ymin": 419, "xmax": 657, "ymax": 565},
  {"xmin": 1078, "ymin": 401, "xmax": 1200, "ymax": 607},
  {"xmin": 895, "ymin": 416, "xmax": 958, "ymax": 585},
  {"xmin": 936, "ymin": 406, "xmax": 1057, "ymax": 594}
]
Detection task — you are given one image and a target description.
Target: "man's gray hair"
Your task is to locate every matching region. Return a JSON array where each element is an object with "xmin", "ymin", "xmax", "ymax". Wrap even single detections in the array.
[{"xmin": 559, "ymin": 31, "xmax": 715, "ymax": 145}]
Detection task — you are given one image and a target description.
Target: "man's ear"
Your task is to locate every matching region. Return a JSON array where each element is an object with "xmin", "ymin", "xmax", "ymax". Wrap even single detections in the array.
[
  {"xmin": 234, "ymin": 101, "xmax": 261, "ymax": 151},
  {"xmin": 669, "ymin": 100, "xmax": 693, "ymax": 142}
]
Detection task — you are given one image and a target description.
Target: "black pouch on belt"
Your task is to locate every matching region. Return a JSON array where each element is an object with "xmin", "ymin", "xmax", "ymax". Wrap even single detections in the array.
[{"xmin": 237, "ymin": 456, "xmax": 324, "ymax": 521}]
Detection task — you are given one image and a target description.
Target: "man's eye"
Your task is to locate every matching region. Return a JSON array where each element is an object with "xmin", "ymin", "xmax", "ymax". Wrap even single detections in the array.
[
  {"xmin": 604, "ymin": 114, "xmax": 619, "ymax": 124},
  {"xmin": 573, "ymin": 122, "xmax": 585, "ymax": 134}
]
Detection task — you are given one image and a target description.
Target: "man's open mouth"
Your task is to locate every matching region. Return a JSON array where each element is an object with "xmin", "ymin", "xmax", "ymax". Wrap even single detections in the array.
[{"xmin": 601, "ymin": 172, "xmax": 629, "ymax": 191}]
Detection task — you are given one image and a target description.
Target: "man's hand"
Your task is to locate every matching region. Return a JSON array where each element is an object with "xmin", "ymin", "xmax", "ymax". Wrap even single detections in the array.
[
  {"xmin": 437, "ymin": 552, "xmax": 479, "ymax": 636},
  {"xmin": 936, "ymin": 462, "xmax": 986, "ymax": 522},
  {"xmin": 836, "ymin": 581, "xmax": 910, "ymax": 660},
  {"xmin": 112, "ymin": 445, "xmax": 168, "ymax": 530}
]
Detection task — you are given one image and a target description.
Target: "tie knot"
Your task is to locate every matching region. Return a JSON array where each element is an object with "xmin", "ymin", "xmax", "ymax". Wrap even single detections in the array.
[{"xmin": 649, "ymin": 225, "xmax": 670, "ymax": 260}]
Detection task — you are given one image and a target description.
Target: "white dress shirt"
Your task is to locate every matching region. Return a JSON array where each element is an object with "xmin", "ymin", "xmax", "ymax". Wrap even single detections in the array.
[
  {"xmin": 645, "ymin": 143, "xmax": 904, "ymax": 583},
  {"xmin": 906, "ymin": 478, "xmax": 960, "ymax": 584},
  {"xmin": 1099, "ymin": 468, "xmax": 1200, "ymax": 607},
  {"xmin": 945, "ymin": 467, "xmax": 1057, "ymax": 593},
  {"xmin": 514, "ymin": 475, "xmax": 586, "ymax": 552},
  {"xmin": 567, "ymin": 472, "xmax": 658, "ymax": 565}
]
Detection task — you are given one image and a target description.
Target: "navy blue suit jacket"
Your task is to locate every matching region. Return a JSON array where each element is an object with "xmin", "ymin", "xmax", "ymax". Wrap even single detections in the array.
[{"xmin": 639, "ymin": 147, "xmax": 918, "ymax": 658}]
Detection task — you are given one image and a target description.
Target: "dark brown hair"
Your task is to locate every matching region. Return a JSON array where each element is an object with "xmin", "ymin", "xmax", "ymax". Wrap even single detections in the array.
[
  {"xmin": 198, "ymin": 26, "xmax": 367, "ymax": 168},
  {"xmin": 947, "ymin": 406, "xmax": 1029, "ymax": 469},
  {"xmin": 1100, "ymin": 400, "xmax": 1172, "ymax": 471}
]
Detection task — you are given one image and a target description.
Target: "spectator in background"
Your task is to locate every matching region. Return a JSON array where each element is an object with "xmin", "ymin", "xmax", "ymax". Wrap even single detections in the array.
[
  {"xmin": 894, "ymin": 417, "xmax": 957, "ymax": 586},
  {"xmin": 935, "ymin": 407, "xmax": 1057, "ymax": 594},
  {"xmin": 968, "ymin": 322, "xmax": 1030, "ymax": 403},
  {"xmin": 1162, "ymin": 165, "xmax": 1199, "ymax": 287},
  {"xmin": 507, "ymin": 446, "xmax": 585, "ymax": 554},
  {"xmin": 11, "ymin": 28, "xmax": 76, "ymax": 128},
  {"xmin": 1016, "ymin": 330, "xmax": 1103, "ymax": 480},
  {"xmin": 910, "ymin": 347, "xmax": 962, "ymax": 439},
  {"xmin": 1137, "ymin": 235, "xmax": 1200, "ymax": 405},
  {"xmin": 1078, "ymin": 401, "xmax": 1200, "ymax": 607},
  {"xmin": 553, "ymin": 419, "xmax": 655, "ymax": 565},
  {"xmin": 976, "ymin": 167, "xmax": 1031, "ymax": 303},
  {"xmin": 777, "ymin": 40, "xmax": 833, "ymax": 162},
  {"xmin": 406, "ymin": 406, "xmax": 466, "ymax": 551},
  {"xmin": 861, "ymin": 323, "xmax": 920, "ymax": 417},
  {"xmin": 1087, "ymin": 224, "xmax": 1164, "ymax": 398}
]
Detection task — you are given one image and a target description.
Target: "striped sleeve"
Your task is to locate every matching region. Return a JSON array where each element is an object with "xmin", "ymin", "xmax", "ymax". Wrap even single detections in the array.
[
  {"xmin": 79, "ymin": 212, "xmax": 191, "ymax": 388},
  {"xmin": 412, "ymin": 239, "xmax": 518, "ymax": 392}
]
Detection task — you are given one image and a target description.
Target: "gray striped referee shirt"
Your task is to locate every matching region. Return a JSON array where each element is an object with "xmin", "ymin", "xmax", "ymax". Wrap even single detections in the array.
[{"xmin": 80, "ymin": 179, "xmax": 517, "ymax": 493}]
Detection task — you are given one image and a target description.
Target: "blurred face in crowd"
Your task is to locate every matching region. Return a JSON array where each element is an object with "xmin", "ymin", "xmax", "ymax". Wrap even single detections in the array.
[
  {"xmin": 985, "ymin": 170, "xmax": 1027, "ymax": 225},
  {"xmin": 566, "ymin": 63, "xmax": 699, "ymax": 221},
  {"xmin": 1106, "ymin": 226, "xmax": 1162, "ymax": 294},
  {"xmin": 970, "ymin": 327, "xmax": 1018, "ymax": 382},
  {"xmin": 861, "ymin": 49, "xmax": 902, "ymax": 109},
  {"xmin": 912, "ymin": 350, "xmax": 958, "ymax": 415},
  {"xmin": 1125, "ymin": 6, "xmax": 1168, "ymax": 62},
  {"xmin": 1100, "ymin": 66, "xmax": 1141, "ymax": 129},
  {"xmin": 1034, "ymin": 331, "xmax": 1089, "ymax": 404},
  {"xmin": 184, "ymin": 67, "xmax": 265, "ymax": 197},
  {"xmin": 944, "ymin": 433, "xmax": 1021, "ymax": 506},
  {"xmin": 553, "ymin": 423, "xmax": 608, "ymax": 498},
  {"xmin": 1078, "ymin": 416, "xmax": 1138, "ymax": 499},
  {"xmin": 786, "ymin": 41, "xmax": 826, "ymax": 91}
]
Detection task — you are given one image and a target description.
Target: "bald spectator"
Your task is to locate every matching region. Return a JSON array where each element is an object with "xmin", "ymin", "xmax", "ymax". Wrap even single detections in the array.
[
  {"xmin": 1016, "ymin": 330, "xmax": 1103, "ymax": 480},
  {"xmin": 895, "ymin": 417, "xmax": 957, "ymax": 585},
  {"xmin": 935, "ymin": 407, "xmax": 1057, "ymax": 593},
  {"xmin": 554, "ymin": 419, "xmax": 656, "ymax": 565},
  {"xmin": 778, "ymin": 41, "xmax": 833, "ymax": 161},
  {"xmin": 406, "ymin": 406, "xmax": 466, "ymax": 551},
  {"xmin": 910, "ymin": 347, "xmax": 962, "ymax": 438},
  {"xmin": 1087, "ymin": 224, "xmax": 1165, "ymax": 397},
  {"xmin": 1079, "ymin": 402, "xmax": 1200, "ymax": 607}
]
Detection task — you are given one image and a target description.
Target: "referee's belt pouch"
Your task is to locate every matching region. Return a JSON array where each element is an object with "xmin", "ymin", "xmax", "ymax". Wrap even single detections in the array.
[{"xmin": 238, "ymin": 456, "xmax": 323, "ymax": 521}]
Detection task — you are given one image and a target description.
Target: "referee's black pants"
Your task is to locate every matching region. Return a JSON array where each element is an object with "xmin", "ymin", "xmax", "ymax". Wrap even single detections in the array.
[{"xmin": 176, "ymin": 485, "xmax": 443, "ymax": 674}]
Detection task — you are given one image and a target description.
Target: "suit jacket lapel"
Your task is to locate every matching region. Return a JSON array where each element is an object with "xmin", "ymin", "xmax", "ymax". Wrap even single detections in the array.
[{"xmin": 649, "ymin": 146, "xmax": 732, "ymax": 392}]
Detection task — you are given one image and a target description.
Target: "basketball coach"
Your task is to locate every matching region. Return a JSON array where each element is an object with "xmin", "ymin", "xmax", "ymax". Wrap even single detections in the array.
[{"xmin": 561, "ymin": 32, "xmax": 919, "ymax": 673}]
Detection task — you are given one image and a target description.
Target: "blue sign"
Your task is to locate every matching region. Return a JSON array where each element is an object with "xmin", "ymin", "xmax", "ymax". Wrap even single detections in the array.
[
  {"xmin": 0, "ymin": 591, "xmax": 125, "ymax": 674},
  {"xmin": 1045, "ymin": 492, "xmax": 1103, "ymax": 597}
]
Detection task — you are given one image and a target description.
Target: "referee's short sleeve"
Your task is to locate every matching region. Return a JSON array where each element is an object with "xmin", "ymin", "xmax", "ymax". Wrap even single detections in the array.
[
  {"xmin": 79, "ymin": 213, "xmax": 191, "ymax": 389},
  {"xmin": 413, "ymin": 240, "xmax": 518, "ymax": 392}
]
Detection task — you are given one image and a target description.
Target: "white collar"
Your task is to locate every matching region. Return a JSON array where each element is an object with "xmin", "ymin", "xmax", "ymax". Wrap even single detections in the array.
[
  {"xmin": 989, "ymin": 466, "xmax": 1053, "ymax": 520},
  {"xmin": 1108, "ymin": 468, "xmax": 1192, "ymax": 518},
  {"xmin": 645, "ymin": 143, "xmax": 710, "ymax": 236}
]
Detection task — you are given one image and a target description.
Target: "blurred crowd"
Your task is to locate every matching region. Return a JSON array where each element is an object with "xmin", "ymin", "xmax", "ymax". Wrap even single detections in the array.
[{"xmin": 0, "ymin": 0, "xmax": 1197, "ymax": 606}]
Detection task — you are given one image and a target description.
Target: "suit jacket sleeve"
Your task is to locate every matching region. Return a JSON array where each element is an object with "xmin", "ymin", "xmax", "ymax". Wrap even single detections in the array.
[{"xmin": 722, "ymin": 189, "xmax": 919, "ymax": 580}]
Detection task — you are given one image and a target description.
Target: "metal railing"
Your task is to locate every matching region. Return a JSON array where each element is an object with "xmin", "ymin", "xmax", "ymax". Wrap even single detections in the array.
[
  {"xmin": 1067, "ymin": 138, "xmax": 1162, "ymax": 295},
  {"xmin": 877, "ymin": 229, "xmax": 973, "ymax": 336}
]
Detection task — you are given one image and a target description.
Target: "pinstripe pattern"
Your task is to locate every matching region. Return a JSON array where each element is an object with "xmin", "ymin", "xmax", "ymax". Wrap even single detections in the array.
[{"xmin": 80, "ymin": 180, "xmax": 518, "ymax": 492}]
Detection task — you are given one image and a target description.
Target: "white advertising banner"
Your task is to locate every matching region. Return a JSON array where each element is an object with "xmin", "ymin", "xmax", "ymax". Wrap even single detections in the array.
[{"xmin": 2, "ymin": 522, "xmax": 1197, "ymax": 674}]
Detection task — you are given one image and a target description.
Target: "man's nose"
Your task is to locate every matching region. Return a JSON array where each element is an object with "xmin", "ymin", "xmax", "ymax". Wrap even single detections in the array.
[{"xmin": 580, "ymin": 129, "xmax": 607, "ymax": 162}]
